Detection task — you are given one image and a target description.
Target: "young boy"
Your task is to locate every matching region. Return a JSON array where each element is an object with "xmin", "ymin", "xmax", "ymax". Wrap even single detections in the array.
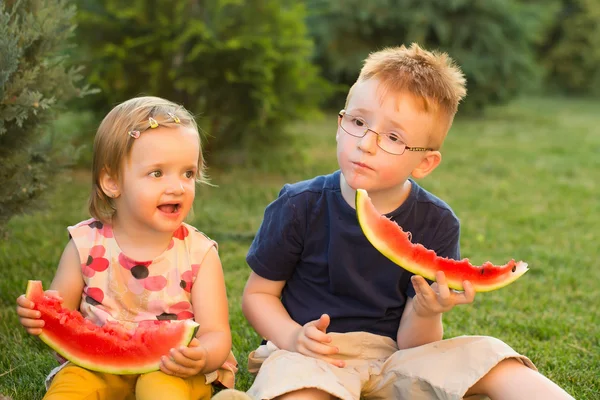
[{"xmin": 238, "ymin": 44, "xmax": 573, "ymax": 399}]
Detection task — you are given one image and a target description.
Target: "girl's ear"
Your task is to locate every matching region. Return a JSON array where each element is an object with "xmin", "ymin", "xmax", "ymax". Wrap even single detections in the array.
[
  {"xmin": 99, "ymin": 168, "xmax": 120, "ymax": 198},
  {"xmin": 411, "ymin": 150, "xmax": 442, "ymax": 179}
]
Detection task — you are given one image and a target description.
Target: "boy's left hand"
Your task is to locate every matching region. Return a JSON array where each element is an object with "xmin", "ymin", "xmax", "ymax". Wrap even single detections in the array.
[
  {"xmin": 411, "ymin": 271, "xmax": 475, "ymax": 317},
  {"xmin": 160, "ymin": 338, "xmax": 207, "ymax": 378}
]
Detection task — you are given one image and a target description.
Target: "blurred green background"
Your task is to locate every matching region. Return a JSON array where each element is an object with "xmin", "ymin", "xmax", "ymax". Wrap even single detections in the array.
[{"xmin": 1, "ymin": 0, "xmax": 599, "ymax": 399}]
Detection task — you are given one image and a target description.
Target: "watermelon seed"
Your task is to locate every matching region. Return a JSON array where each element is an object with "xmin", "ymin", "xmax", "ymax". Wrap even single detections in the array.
[
  {"xmin": 512, "ymin": 266, "xmax": 516, "ymax": 272},
  {"xmin": 480, "ymin": 269, "xmax": 485, "ymax": 275}
]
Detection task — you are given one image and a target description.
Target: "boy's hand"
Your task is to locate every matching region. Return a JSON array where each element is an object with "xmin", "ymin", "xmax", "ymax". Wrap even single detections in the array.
[
  {"xmin": 291, "ymin": 314, "xmax": 345, "ymax": 368},
  {"xmin": 160, "ymin": 338, "xmax": 208, "ymax": 378},
  {"xmin": 16, "ymin": 290, "xmax": 63, "ymax": 335},
  {"xmin": 411, "ymin": 271, "xmax": 475, "ymax": 317}
]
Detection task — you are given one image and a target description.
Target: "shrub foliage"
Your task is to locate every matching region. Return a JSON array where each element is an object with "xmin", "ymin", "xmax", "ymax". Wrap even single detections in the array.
[
  {"xmin": 75, "ymin": 0, "xmax": 327, "ymax": 152},
  {"xmin": 0, "ymin": 0, "xmax": 93, "ymax": 229},
  {"xmin": 307, "ymin": 0, "xmax": 545, "ymax": 112}
]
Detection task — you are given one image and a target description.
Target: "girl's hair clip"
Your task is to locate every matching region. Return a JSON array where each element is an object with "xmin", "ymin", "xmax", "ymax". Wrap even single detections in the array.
[
  {"xmin": 149, "ymin": 117, "xmax": 159, "ymax": 128},
  {"xmin": 128, "ymin": 130, "xmax": 141, "ymax": 139},
  {"xmin": 168, "ymin": 112, "xmax": 181, "ymax": 124}
]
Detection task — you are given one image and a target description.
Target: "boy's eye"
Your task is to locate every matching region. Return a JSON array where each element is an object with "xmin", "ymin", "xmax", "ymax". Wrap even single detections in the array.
[
  {"xmin": 150, "ymin": 171, "xmax": 162, "ymax": 178},
  {"xmin": 351, "ymin": 118, "xmax": 365, "ymax": 127},
  {"xmin": 185, "ymin": 170, "xmax": 195, "ymax": 179},
  {"xmin": 386, "ymin": 133, "xmax": 402, "ymax": 143}
]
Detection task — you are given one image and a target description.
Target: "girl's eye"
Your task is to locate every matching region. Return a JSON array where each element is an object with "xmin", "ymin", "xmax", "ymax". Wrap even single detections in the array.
[
  {"xmin": 150, "ymin": 171, "xmax": 162, "ymax": 178},
  {"xmin": 185, "ymin": 170, "xmax": 195, "ymax": 179}
]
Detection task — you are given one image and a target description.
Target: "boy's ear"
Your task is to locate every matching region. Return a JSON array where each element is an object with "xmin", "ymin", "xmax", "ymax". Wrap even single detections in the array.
[
  {"xmin": 99, "ymin": 168, "xmax": 120, "ymax": 198},
  {"xmin": 411, "ymin": 151, "xmax": 442, "ymax": 179}
]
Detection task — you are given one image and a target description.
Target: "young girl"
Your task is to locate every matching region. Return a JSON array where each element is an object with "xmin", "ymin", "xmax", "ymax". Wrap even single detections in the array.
[{"xmin": 16, "ymin": 96, "xmax": 237, "ymax": 400}]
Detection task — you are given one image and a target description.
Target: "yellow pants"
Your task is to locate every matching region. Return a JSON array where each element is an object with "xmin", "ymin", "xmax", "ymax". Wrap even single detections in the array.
[{"xmin": 44, "ymin": 364, "xmax": 213, "ymax": 400}]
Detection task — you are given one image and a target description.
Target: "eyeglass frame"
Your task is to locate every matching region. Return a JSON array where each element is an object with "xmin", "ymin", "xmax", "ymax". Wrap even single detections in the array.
[{"xmin": 338, "ymin": 110, "xmax": 435, "ymax": 155}]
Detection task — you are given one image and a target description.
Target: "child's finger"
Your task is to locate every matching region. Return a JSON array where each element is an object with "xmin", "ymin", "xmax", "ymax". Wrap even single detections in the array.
[
  {"xmin": 412, "ymin": 276, "xmax": 436, "ymax": 302},
  {"xmin": 19, "ymin": 316, "xmax": 44, "ymax": 328},
  {"xmin": 314, "ymin": 314, "xmax": 331, "ymax": 333},
  {"xmin": 411, "ymin": 275, "xmax": 428, "ymax": 293},
  {"xmin": 169, "ymin": 349, "xmax": 200, "ymax": 368},
  {"xmin": 16, "ymin": 306, "xmax": 41, "ymax": 319},
  {"xmin": 178, "ymin": 342, "xmax": 207, "ymax": 360},
  {"xmin": 435, "ymin": 271, "xmax": 451, "ymax": 304},
  {"xmin": 454, "ymin": 281, "xmax": 475, "ymax": 304},
  {"xmin": 160, "ymin": 355, "xmax": 196, "ymax": 377},
  {"xmin": 305, "ymin": 324, "xmax": 332, "ymax": 344},
  {"xmin": 304, "ymin": 337, "xmax": 339, "ymax": 356},
  {"xmin": 16, "ymin": 295, "xmax": 34, "ymax": 309},
  {"xmin": 45, "ymin": 290, "xmax": 63, "ymax": 302}
]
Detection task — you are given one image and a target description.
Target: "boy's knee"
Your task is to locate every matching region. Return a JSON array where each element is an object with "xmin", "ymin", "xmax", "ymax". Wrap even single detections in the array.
[{"xmin": 275, "ymin": 388, "xmax": 333, "ymax": 400}]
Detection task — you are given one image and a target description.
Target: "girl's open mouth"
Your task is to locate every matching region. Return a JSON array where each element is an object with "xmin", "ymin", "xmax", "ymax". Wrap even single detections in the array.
[{"xmin": 158, "ymin": 203, "xmax": 180, "ymax": 214}]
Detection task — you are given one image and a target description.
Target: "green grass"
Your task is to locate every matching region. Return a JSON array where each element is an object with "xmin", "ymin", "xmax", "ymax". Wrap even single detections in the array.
[{"xmin": 1, "ymin": 96, "xmax": 599, "ymax": 399}]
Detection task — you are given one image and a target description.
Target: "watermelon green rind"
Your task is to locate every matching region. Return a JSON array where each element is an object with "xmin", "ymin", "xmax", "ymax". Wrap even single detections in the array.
[
  {"xmin": 25, "ymin": 280, "xmax": 199, "ymax": 374},
  {"xmin": 355, "ymin": 189, "xmax": 529, "ymax": 292}
]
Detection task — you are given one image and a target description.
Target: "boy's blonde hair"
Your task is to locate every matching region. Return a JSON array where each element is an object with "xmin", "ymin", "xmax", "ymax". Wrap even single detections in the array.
[
  {"xmin": 347, "ymin": 43, "xmax": 467, "ymax": 146},
  {"xmin": 89, "ymin": 96, "xmax": 205, "ymax": 223}
]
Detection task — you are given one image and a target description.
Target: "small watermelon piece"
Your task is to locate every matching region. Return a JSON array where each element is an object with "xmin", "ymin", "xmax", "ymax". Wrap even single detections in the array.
[
  {"xmin": 25, "ymin": 280, "xmax": 199, "ymax": 374},
  {"xmin": 355, "ymin": 189, "xmax": 529, "ymax": 292}
]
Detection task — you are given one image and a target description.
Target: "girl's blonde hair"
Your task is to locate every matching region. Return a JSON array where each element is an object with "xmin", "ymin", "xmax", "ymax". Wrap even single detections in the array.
[{"xmin": 89, "ymin": 96, "xmax": 206, "ymax": 223}]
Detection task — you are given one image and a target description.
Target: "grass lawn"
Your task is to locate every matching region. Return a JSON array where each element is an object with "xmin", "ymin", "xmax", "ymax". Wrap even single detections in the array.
[{"xmin": 1, "ymin": 96, "xmax": 599, "ymax": 399}]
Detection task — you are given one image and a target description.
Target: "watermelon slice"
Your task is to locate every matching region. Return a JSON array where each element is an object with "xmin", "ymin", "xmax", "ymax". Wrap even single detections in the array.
[
  {"xmin": 25, "ymin": 280, "xmax": 199, "ymax": 374},
  {"xmin": 355, "ymin": 189, "xmax": 529, "ymax": 292}
]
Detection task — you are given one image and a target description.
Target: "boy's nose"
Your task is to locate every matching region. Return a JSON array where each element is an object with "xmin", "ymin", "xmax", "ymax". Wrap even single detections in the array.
[{"xmin": 357, "ymin": 130, "xmax": 378, "ymax": 153}]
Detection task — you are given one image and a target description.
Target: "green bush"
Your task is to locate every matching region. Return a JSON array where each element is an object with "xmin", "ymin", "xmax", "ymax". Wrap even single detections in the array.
[
  {"xmin": 0, "ymin": 0, "xmax": 94, "ymax": 230},
  {"xmin": 74, "ymin": 0, "xmax": 329, "ymax": 154},
  {"xmin": 538, "ymin": 0, "xmax": 600, "ymax": 95},
  {"xmin": 307, "ymin": 0, "xmax": 545, "ymax": 112}
]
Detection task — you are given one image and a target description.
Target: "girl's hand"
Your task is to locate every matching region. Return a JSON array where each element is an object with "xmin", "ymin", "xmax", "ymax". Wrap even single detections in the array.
[
  {"xmin": 291, "ymin": 314, "xmax": 345, "ymax": 368},
  {"xmin": 411, "ymin": 271, "xmax": 475, "ymax": 318},
  {"xmin": 16, "ymin": 290, "xmax": 63, "ymax": 335},
  {"xmin": 160, "ymin": 338, "xmax": 208, "ymax": 378}
]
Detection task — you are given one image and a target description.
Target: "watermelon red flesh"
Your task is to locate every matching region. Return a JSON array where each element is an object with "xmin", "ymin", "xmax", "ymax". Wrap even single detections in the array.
[
  {"xmin": 355, "ymin": 189, "xmax": 529, "ymax": 292},
  {"xmin": 25, "ymin": 280, "xmax": 199, "ymax": 374}
]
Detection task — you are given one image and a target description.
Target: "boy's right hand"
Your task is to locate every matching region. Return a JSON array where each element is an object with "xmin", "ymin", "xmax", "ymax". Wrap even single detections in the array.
[
  {"xmin": 16, "ymin": 290, "xmax": 62, "ymax": 336},
  {"xmin": 291, "ymin": 314, "xmax": 345, "ymax": 368}
]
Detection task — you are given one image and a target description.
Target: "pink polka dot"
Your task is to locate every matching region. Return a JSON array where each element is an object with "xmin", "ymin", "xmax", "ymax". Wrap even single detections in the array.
[
  {"xmin": 177, "ymin": 311, "xmax": 194, "ymax": 320},
  {"xmin": 85, "ymin": 287, "xmax": 105, "ymax": 303},
  {"xmin": 89, "ymin": 257, "xmax": 109, "ymax": 272},
  {"xmin": 169, "ymin": 301, "xmax": 191, "ymax": 313},
  {"xmin": 143, "ymin": 275, "xmax": 167, "ymax": 291},
  {"xmin": 89, "ymin": 245, "xmax": 105, "ymax": 258},
  {"xmin": 82, "ymin": 264, "xmax": 96, "ymax": 277},
  {"xmin": 172, "ymin": 225, "xmax": 189, "ymax": 240},
  {"xmin": 127, "ymin": 278, "xmax": 145, "ymax": 295}
]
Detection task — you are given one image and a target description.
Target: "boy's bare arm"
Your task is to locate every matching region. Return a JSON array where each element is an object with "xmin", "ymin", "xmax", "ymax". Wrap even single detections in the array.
[
  {"xmin": 396, "ymin": 297, "xmax": 444, "ymax": 349},
  {"xmin": 242, "ymin": 272, "xmax": 302, "ymax": 351},
  {"xmin": 397, "ymin": 272, "xmax": 475, "ymax": 349},
  {"xmin": 242, "ymin": 272, "xmax": 344, "ymax": 366}
]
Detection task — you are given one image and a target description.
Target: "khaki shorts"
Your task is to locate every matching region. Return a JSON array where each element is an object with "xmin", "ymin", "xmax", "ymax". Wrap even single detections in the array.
[{"xmin": 246, "ymin": 332, "xmax": 535, "ymax": 400}]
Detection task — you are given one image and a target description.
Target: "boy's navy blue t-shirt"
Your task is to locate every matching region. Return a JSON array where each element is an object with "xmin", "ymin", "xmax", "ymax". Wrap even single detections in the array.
[{"xmin": 246, "ymin": 170, "xmax": 460, "ymax": 340}]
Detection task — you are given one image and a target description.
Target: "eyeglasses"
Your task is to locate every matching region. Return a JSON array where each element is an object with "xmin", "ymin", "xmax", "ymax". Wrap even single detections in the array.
[{"xmin": 338, "ymin": 110, "xmax": 434, "ymax": 155}]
